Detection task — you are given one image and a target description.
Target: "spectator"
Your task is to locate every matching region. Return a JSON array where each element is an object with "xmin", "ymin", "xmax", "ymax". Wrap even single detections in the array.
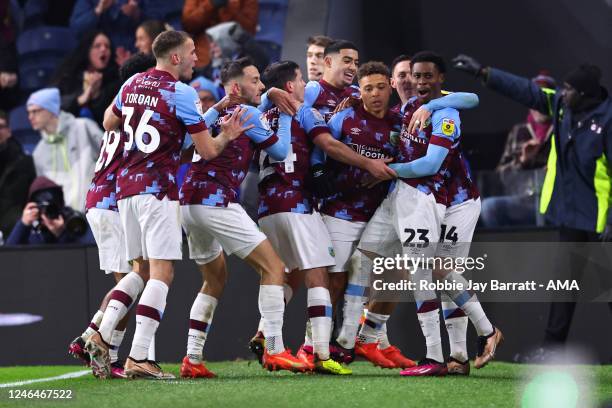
[
  {"xmin": 480, "ymin": 72, "xmax": 556, "ymax": 227},
  {"xmin": 18, "ymin": 0, "xmax": 77, "ymax": 28},
  {"xmin": 5, "ymin": 176, "xmax": 94, "ymax": 245},
  {"xmin": 134, "ymin": 19, "xmax": 166, "ymax": 54},
  {"xmin": 50, "ymin": 30, "xmax": 121, "ymax": 126},
  {"xmin": 140, "ymin": 1, "xmax": 183, "ymax": 30},
  {"xmin": 254, "ymin": 0, "xmax": 289, "ymax": 62},
  {"xmin": 182, "ymin": 0, "xmax": 258, "ymax": 68},
  {"xmin": 0, "ymin": 110, "xmax": 36, "ymax": 239},
  {"xmin": 69, "ymin": 0, "xmax": 141, "ymax": 53},
  {"xmin": 26, "ymin": 88, "xmax": 102, "ymax": 212},
  {"xmin": 190, "ymin": 75, "xmax": 220, "ymax": 111},
  {"xmin": 453, "ymin": 55, "xmax": 612, "ymax": 362},
  {"xmin": 0, "ymin": 1, "xmax": 19, "ymax": 111}
]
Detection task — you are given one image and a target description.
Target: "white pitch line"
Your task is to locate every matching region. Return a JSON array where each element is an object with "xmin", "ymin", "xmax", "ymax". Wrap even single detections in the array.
[{"xmin": 0, "ymin": 370, "xmax": 90, "ymax": 388}]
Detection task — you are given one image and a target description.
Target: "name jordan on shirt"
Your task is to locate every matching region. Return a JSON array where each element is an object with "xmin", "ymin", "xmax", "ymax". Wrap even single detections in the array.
[{"xmin": 124, "ymin": 93, "xmax": 159, "ymax": 108}]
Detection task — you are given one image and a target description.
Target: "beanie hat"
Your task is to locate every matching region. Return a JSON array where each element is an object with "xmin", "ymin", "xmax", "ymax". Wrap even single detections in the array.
[
  {"xmin": 564, "ymin": 64, "xmax": 602, "ymax": 98},
  {"xmin": 27, "ymin": 88, "xmax": 61, "ymax": 116}
]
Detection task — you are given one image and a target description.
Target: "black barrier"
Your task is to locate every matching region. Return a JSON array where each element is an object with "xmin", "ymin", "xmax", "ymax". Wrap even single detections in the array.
[{"xmin": 1, "ymin": 229, "xmax": 612, "ymax": 366}]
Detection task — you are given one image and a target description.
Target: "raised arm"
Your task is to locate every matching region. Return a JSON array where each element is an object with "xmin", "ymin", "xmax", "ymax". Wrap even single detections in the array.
[{"xmin": 390, "ymin": 108, "xmax": 459, "ymax": 178}]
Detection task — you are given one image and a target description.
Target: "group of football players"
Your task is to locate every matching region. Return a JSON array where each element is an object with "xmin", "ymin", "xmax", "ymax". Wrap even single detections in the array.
[{"xmin": 67, "ymin": 30, "xmax": 503, "ymax": 380}]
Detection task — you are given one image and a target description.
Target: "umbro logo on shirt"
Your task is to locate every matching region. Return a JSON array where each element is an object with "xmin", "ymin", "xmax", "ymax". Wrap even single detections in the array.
[{"xmin": 350, "ymin": 128, "xmax": 362, "ymax": 135}]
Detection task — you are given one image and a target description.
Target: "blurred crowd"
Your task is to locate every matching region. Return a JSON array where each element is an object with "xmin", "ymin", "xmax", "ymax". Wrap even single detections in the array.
[{"xmin": 0, "ymin": 0, "xmax": 288, "ymax": 243}]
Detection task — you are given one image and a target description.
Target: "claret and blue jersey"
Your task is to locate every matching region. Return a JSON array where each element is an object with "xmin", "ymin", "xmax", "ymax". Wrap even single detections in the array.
[
  {"xmin": 257, "ymin": 105, "xmax": 330, "ymax": 218},
  {"xmin": 113, "ymin": 68, "xmax": 208, "ymax": 201},
  {"xmin": 394, "ymin": 96, "xmax": 461, "ymax": 205},
  {"xmin": 320, "ymin": 105, "xmax": 402, "ymax": 222},
  {"xmin": 180, "ymin": 104, "xmax": 289, "ymax": 208},
  {"xmin": 304, "ymin": 79, "xmax": 361, "ymax": 121}
]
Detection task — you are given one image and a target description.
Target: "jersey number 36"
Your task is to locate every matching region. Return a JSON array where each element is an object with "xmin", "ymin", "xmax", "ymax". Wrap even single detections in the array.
[{"xmin": 122, "ymin": 106, "xmax": 161, "ymax": 154}]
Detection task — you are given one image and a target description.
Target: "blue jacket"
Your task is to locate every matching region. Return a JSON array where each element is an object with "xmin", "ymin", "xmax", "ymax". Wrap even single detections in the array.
[
  {"xmin": 6, "ymin": 219, "xmax": 95, "ymax": 246},
  {"xmin": 487, "ymin": 68, "xmax": 612, "ymax": 233}
]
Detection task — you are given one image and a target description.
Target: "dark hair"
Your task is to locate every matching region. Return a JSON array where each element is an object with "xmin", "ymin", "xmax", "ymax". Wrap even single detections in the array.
[
  {"xmin": 307, "ymin": 35, "xmax": 333, "ymax": 48},
  {"xmin": 220, "ymin": 56, "xmax": 255, "ymax": 85},
  {"xmin": 152, "ymin": 30, "xmax": 190, "ymax": 60},
  {"xmin": 391, "ymin": 54, "xmax": 412, "ymax": 75},
  {"xmin": 50, "ymin": 30, "xmax": 117, "ymax": 88},
  {"xmin": 357, "ymin": 61, "xmax": 390, "ymax": 81},
  {"xmin": 410, "ymin": 51, "xmax": 446, "ymax": 73},
  {"xmin": 262, "ymin": 60, "xmax": 300, "ymax": 90},
  {"xmin": 324, "ymin": 40, "xmax": 358, "ymax": 56},
  {"xmin": 0, "ymin": 110, "xmax": 7, "ymax": 124},
  {"xmin": 119, "ymin": 52, "xmax": 157, "ymax": 82},
  {"xmin": 138, "ymin": 20, "xmax": 166, "ymax": 43}
]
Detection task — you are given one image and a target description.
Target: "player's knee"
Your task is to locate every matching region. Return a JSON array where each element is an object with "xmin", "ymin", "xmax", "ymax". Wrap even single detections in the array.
[{"xmin": 304, "ymin": 267, "xmax": 329, "ymax": 288}]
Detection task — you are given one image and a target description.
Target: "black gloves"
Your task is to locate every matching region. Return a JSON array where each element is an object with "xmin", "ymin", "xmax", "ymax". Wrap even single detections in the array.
[
  {"xmin": 309, "ymin": 163, "xmax": 336, "ymax": 198},
  {"xmin": 452, "ymin": 54, "xmax": 484, "ymax": 78},
  {"xmin": 600, "ymin": 224, "xmax": 612, "ymax": 242}
]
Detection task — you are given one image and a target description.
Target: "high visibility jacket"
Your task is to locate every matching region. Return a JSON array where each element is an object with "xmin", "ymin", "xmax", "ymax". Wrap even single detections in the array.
[{"xmin": 487, "ymin": 68, "xmax": 612, "ymax": 233}]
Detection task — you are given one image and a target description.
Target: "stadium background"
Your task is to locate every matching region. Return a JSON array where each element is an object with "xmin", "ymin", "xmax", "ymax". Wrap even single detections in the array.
[{"xmin": 2, "ymin": 0, "xmax": 612, "ymax": 367}]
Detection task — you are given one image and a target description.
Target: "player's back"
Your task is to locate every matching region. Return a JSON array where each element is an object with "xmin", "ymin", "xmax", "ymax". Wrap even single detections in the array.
[
  {"xmin": 86, "ymin": 129, "xmax": 125, "ymax": 211},
  {"xmin": 115, "ymin": 69, "xmax": 195, "ymax": 201}
]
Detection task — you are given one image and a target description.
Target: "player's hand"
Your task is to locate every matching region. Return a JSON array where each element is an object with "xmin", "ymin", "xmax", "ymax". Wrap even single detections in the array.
[
  {"xmin": 452, "ymin": 54, "xmax": 483, "ymax": 78},
  {"xmin": 267, "ymin": 87, "xmax": 297, "ymax": 116},
  {"xmin": 333, "ymin": 95, "xmax": 361, "ymax": 114},
  {"xmin": 41, "ymin": 213, "xmax": 65, "ymax": 238},
  {"xmin": 21, "ymin": 202, "xmax": 40, "ymax": 226},
  {"xmin": 215, "ymin": 93, "xmax": 242, "ymax": 112},
  {"xmin": 365, "ymin": 157, "xmax": 397, "ymax": 181},
  {"xmin": 309, "ymin": 163, "xmax": 336, "ymax": 198},
  {"xmin": 220, "ymin": 107, "xmax": 254, "ymax": 141},
  {"xmin": 600, "ymin": 224, "xmax": 612, "ymax": 242},
  {"xmin": 408, "ymin": 105, "xmax": 432, "ymax": 134}
]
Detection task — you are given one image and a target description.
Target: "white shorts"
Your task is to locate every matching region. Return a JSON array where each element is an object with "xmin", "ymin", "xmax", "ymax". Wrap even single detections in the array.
[
  {"xmin": 259, "ymin": 212, "xmax": 335, "ymax": 271},
  {"xmin": 321, "ymin": 214, "xmax": 366, "ymax": 273},
  {"xmin": 181, "ymin": 202, "xmax": 266, "ymax": 264},
  {"xmin": 118, "ymin": 195, "xmax": 183, "ymax": 261},
  {"xmin": 358, "ymin": 181, "xmax": 446, "ymax": 259},
  {"xmin": 435, "ymin": 198, "xmax": 481, "ymax": 259},
  {"xmin": 86, "ymin": 208, "xmax": 131, "ymax": 274}
]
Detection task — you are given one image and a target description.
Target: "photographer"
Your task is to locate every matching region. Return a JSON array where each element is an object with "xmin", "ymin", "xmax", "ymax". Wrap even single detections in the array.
[{"xmin": 5, "ymin": 177, "xmax": 94, "ymax": 246}]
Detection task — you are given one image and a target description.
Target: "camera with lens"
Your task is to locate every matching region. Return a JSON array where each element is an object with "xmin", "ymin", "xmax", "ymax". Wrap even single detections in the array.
[
  {"xmin": 34, "ymin": 200, "xmax": 88, "ymax": 236},
  {"xmin": 29, "ymin": 181, "xmax": 88, "ymax": 237}
]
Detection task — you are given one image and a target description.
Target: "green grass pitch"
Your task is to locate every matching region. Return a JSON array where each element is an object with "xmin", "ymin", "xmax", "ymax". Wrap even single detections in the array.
[{"xmin": 1, "ymin": 362, "xmax": 611, "ymax": 408}]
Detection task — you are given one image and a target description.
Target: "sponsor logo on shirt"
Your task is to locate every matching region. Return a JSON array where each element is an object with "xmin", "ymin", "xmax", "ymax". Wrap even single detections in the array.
[
  {"xmin": 347, "ymin": 143, "xmax": 392, "ymax": 160},
  {"xmin": 442, "ymin": 118, "xmax": 455, "ymax": 136}
]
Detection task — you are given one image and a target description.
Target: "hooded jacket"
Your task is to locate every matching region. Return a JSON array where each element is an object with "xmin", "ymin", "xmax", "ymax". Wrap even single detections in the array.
[
  {"xmin": 32, "ymin": 111, "xmax": 102, "ymax": 212},
  {"xmin": 487, "ymin": 68, "xmax": 612, "ymax": 233}
]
